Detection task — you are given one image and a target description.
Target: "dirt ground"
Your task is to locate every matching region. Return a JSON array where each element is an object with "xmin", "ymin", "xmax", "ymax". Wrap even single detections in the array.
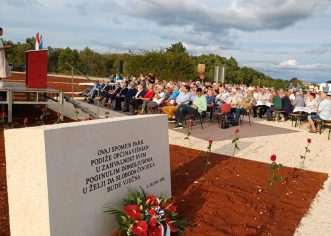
[{"xmin": 170, "ymin": 145, "xmax": 328, "ymax": 236}]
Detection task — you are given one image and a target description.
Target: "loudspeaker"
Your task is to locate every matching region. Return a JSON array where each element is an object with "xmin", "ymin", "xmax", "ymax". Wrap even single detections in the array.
[
  {"xmin": 118, "ymin": 60, "xmax": 124, "ymax": 74},
  {"xmin": 214, "ymin": 66, "xmax": 225, "ymax": 83}
]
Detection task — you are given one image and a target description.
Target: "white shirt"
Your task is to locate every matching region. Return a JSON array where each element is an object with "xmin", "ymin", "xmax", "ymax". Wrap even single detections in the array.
[
  {"xmin": 152, "ymin": 92, "xmax": 165, "ymax": 105},
  {"xmin": 318, "ymin": 98, "xmax": 331, "ymax": 120}
]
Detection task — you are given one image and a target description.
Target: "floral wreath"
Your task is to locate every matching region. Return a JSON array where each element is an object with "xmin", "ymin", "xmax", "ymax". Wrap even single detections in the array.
[{"xmin": 105, "ymin": 187, "xmax": 187, "ymax": 236}]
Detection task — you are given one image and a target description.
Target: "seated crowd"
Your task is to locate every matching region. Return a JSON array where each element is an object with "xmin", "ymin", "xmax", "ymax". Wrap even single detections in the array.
[{"xmin": 85, "ymin": 73, "xmax": 331, "ymax": 132}]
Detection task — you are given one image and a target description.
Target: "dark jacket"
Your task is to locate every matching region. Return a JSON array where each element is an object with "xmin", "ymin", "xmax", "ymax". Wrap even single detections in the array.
[
  {"xmin": 282, "ymin": 96, "xmax": 293, "ymax": 114},
  {"xmin": 125, "ymin": 88, "xmax": 137, "ymax": 98}
]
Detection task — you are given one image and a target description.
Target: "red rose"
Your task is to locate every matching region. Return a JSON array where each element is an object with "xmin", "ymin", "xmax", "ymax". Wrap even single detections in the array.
[
  {"xmin": 56, "ymin": 112, "xmax": 61, "ymax": 117},
  {"xmin": 270, "ymin": 154, "xmax": 277, "ymax": 162},
  {"xmin": 208, "ymin": 139, "xmax": 213, "ymax": 145},
  {"xmin": 105, "ymin": 111, "xmax": 110, "ymax": 115},
  {"xmin": 124, "ymin": 205, "xmax": 141, "ymax": 221},
  {"xmin": 148, "ymin": 225, "xmax": 162, "ymax": 236},
  {"xmin": 73, "ymin": 104, "xmax": 79, "ymax": 109},
  {"xmin": 131, "ymin": 221, "xmax": 148, "ymax": 236},
  {"xmin": 145, "ymin": 195, "xmax": 159, "ymax": 206},
  {"xmin": 41, "ymin": 108, "xmax": 46, "ymax": 113},
  {"xmin": 185, "ymin": 120, "xmax": 193, "ymax": 126},
  {"xmin": 23, "ymin": 117, "xmax": 28, "ymax": 124},
  {"xmin": 307, "ymin": 138, "xmax": 312, "ymax": 144},
  {"xmin": 235, "ymin": 128, "xmax": 240, "ymax": 134},
  {"xmin": 149, "ymin": 217, "xmax": 157, "ymax": 227}
]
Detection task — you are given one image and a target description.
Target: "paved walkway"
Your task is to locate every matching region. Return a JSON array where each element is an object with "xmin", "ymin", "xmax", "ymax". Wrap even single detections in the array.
[{"xmin": 50, "ymin": 101, "xmax": 331, "ymax": 235}]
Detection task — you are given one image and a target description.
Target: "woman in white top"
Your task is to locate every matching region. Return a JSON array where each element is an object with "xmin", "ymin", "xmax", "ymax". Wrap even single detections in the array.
[
  {"xmin": 305, "ymin": 92, "xmax": 318, "ymax": 112},
  {"xmin": 0, "ymin": 27, "xmax": 12, "ymax": 79}
]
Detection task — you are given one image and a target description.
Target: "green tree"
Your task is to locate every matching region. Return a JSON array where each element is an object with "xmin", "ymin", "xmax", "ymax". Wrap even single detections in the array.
[
  {"xmin": 48, "ymin": 47, "xmax": 61, "ymax": 73},
  {"xmin": 57, "ymin": 47, "xmax": 80, "ymax": 73},
  {"xmin": 166, "ymin": 42, "xmax": 188, "ymax": 55}
]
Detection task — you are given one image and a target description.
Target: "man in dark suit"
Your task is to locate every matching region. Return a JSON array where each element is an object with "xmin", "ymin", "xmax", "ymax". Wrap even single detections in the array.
[
  {"xmin": 127, "ymin": 84, "xmax": 146, "ymax": 114},
  {"xmin": 113, "ymin": 81, "xmax": 129, "ymax": 111},
  {"xmin": 104, "ymin": 82, "xmax": 121, "ymax": 107}
]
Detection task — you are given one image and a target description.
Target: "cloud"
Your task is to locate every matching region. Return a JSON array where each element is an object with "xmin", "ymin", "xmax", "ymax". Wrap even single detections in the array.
[
  {"xmin": 129, "ymin": 0, "xmax": 330, "ymax": 33},
  {"xmin": 305, "ymin": 48, "xmax": 329, "ymax": 55},
  {"xmin": 242, "ymin": 59, "xmax": 331, "ymax": 82},
  {"xmin": 245, "ymin": 59, "xmax": 331, "ymax": 71},
  {"xmin": 5, "ymin": 0, "xmax": 42, "ymax": 7},
  {"xmin": 66, "ymin": 2, "xmax": 89, "ymax": 15}
]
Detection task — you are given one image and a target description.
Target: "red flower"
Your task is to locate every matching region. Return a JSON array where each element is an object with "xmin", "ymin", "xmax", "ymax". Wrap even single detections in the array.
[
  {"xmin": 166, "ymin": 217, "xmax": 179, "ymax": 232},
  {"xmin": 41, "ymin": 108, "xmax": 46, "ymax": 113},
  {"xmin": 270, "ymin": 154, "xmax": 277, "ymax": 162},
  {"xmin": 56, "ymin": 112, "xmax": 61, "ymax": 117},
  {"xmin": 148, "ymin": 208, "xmax": 157, "ymax": 217},
  {"xmin": 105, "ymin": 111, "xmax": 110, "ymax": 115},
  {"xmin": 131, "ymin": 221, "xmax": 148, "ymax": 236},
  {"xmin": 164, "ymin": 202, "xmax": 176, "ymax": 213},
  {"xmin": 23, "ymin": 117, "xmax": 28, "ymax": 124},
  {"xmin": 73, "ymin": 104, "xmax": 79, "ymax": 109},
  {"xmin": 149, "ymin": 217, "xmax": 157, "ymax": 227},
  {"xmin": 167, "ymin": 205, "xmax": 176, "ymax": 213},
  {"xmin": 307, "ymin": 138, "xmax": 312, "ymax": 144},
  {"xmin": 148, "ymin": 225, "xmax": 162, "ymax": 236},
  {"xmin": 235, "ymin": 128, "xmax": 240, "ymax": 134},
  {"xmin": 145, "ymin": 195, "xmax": 159, "ymax": 206},
  {"xmin": 208, "ymin": 139, "xmax": 213, "ymax": 145},
  {"xmin": 124, "ymin": 205, "xmax": 141, "ymax": 221},
  {"xmin": 185, "ymin": 120, "xmax": 193, "ymax": 126}
]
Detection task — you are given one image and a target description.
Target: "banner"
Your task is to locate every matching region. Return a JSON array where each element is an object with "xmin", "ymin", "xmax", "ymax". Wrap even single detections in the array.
[{"xmin": 197, "ymin": 64, "xmax": 206, "ymax": 80}]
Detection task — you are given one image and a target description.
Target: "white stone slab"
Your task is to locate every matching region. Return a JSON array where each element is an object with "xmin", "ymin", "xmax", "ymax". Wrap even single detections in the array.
[{"xmin": 5, "ymin": 115, "xmax": 171, "ymax": 236}]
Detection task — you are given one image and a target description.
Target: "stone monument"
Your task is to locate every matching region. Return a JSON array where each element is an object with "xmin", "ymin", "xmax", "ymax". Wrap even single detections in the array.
[{"xmin": 5, "ymin": 115, "xmax": 171, "ymax": 236}]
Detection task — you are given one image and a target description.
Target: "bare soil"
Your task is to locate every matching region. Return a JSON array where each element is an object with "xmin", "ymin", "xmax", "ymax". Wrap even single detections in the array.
[{"xmin": 170, "ymin": 145, "xmax": 328, "ymax": 236}]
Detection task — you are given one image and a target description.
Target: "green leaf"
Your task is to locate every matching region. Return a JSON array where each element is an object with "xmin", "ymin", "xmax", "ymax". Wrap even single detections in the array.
[
  {"xmin": 275, "ymin": 176, "xmax": 282, "ymax": 181},
  {"xmin": 267, "ymin": 179, "xmax": 273, "ymax": 186}
]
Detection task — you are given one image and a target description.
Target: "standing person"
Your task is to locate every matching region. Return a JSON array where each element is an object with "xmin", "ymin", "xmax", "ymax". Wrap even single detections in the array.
[{"xmin": 0, "ymin": 27, "xmax": 12, "ymax": 79}]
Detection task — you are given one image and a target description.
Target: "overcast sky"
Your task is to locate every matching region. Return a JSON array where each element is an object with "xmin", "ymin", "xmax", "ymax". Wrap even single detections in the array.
[{"xmin": 1, "ymin": 0, "xmax": 331, "ymax": 82}]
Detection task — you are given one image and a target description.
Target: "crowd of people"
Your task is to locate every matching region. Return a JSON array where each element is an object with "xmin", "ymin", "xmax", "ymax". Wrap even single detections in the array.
[{"xmin": 85, "ymin": 73, "xmax": 331, "ymax": 131}]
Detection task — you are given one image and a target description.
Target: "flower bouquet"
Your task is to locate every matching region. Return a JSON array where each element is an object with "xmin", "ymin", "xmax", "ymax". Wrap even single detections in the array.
[{"xmin": 105, "ymin": 187, "xmax": 187, "ymax": 236}]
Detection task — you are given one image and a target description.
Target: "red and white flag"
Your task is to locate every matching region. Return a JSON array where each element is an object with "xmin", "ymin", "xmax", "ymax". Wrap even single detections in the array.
[{"xmin": 35, "ymin": 32, "xmax": 40, "ymax": 50}]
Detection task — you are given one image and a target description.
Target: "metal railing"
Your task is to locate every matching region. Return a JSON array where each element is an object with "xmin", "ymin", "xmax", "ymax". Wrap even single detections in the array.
[{"xmin": 65, "ymin": 63, "xmax": 100, "ymax": 118}]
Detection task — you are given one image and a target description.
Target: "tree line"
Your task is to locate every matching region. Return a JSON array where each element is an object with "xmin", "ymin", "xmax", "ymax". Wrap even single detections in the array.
[{"xmin": 4, "ymin": 38, "xmax": 298, "ymax": 88}]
